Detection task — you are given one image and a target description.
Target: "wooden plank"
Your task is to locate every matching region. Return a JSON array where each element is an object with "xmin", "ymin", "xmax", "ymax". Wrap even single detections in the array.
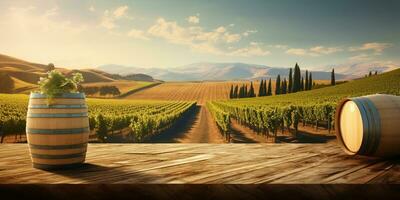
[{"xmin": 0, "ymin": 143, "xmax": 399, "ymax": 184}]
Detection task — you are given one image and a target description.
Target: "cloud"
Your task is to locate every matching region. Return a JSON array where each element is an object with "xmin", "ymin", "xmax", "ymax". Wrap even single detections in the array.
[
  {"xmin": 113, "ymin": 5, "xmax": 129, "ymax": 19},
  {"xmin": 146, "ymin": 18, "xmax": 268, "ymax": 57},
  {"xmin": 148, "ymin": 18, "xmax": 192, "ymax": 44},
  {"xmin": 286, "ymin": 46, "xmax": 342, "ymax": 56},
  {"xmin": 223, "ymin": 32, "xmax": 241, "ymax": 43},
  {"xmin": 228, "ymin": 43, "xmax": 270, "ymax": 57},
  {"xmin": 310, "ymin": 46, "xmax": 342, "ymax": 54},
  {"xmin": 186, "ymin": 15, "xmax": 200, "ymax": 24},
  {"xmin": 286, "ymin": 48, "xmax": 309, "ymax": 56},
  {"xmin": 349, "ymin": 53, "xmax": 371, "ymax": 61},
  {"xmin": 127, "ymin": 28, "xmax": 149, "ymax": 40},
  {"xmin": 100, "ymin": 5, "xmax": 130, "ymax": 29},
  {"xmin": 6, "ymin": 6, "xmax": 86, "ymax": 34},
  {"xmin": 242, "ymin": 30, "xmax": 257, "ymax": 37},
  {"xmin": 269, "ymin": 44, "xmax": 288, "ymax": 49},
  {"xmin": 349, "ymin": 42, "xmax": 392, "ymax": 55},
  {"xmin": 147, "ymin": 18, "xmax": 241, "ymax": 45}
]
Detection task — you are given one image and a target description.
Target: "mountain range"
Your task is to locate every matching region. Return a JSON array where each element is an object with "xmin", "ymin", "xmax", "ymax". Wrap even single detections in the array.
[{"xmin": 98, "ymin": 61, "xmax": 399, "ymax": 81}]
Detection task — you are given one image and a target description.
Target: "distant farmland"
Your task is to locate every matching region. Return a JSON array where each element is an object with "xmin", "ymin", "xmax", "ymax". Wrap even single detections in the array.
[{"xmin": 124, "ymin": 81, "xmax": 277, "ymax": 105}]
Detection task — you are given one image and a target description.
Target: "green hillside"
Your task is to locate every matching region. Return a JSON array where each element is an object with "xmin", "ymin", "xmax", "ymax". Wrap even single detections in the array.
[{"xmin": 209, "ymin": 69, "xmax": 400, "ymax": 136}]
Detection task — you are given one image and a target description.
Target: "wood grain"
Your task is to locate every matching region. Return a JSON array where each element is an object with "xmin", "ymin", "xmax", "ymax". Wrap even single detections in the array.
[{"xmin": 0, "ymin": 142, "xmax": 399, "ymax": 184}]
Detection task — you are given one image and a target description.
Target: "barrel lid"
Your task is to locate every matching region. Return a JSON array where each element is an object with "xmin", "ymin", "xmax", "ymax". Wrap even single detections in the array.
[
  {"xmin": 339, "ymin": 101, "xmax": 363, "ymax": 153},
  {"xmin": 335, "ymin": 96, "xmax": 381, "ymax": 156},
  {"xmin": 30, "ymin": 92, "xmax": 85, "ymax": 99}
]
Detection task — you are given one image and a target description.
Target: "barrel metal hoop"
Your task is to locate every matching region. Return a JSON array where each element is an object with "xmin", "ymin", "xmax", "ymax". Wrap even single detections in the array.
[
  {"xmin": 29, "ymin": 104, "xmax": 87, "ymax": 109},
  {"xmin": 31, "ymin": 152, "xmax": 86, "ymax": 159},
  {"xmin": 362, "ymin": 98, "xmax": 381, "ymax": 155},
  {"xmin": 26, "ymin": 127, "xmax": 90, "ymax": 134},
  {"xmin": 29, "ymin": 143, "xmax": 87, "ymax": 150},
  {"xmin": 30, "ymin": 93, "xmax": 85, "ymax": 99},
  {"xmin": 27, "ymin": 112, "xmax": 88, "ymax": 118},
  {"xmin": 351, "ymin": 97, "xmax": 370, "ymax": 155}
]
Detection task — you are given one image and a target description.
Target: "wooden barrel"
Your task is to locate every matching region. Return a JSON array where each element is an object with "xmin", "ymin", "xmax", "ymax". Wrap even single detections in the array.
[
  {"xmin": 335, "ymin": 94, "xmax": 400, "ymax": 157},
  {"xmin": 26, "ymin": 92, "xmax": 89, "ymax": 169}
]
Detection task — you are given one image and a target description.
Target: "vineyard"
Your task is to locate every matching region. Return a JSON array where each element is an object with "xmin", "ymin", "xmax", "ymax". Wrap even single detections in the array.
[
  {"xmin": 123, "ymin": 81, "xmax": 278, "ymax": 105},
  {"xmin": 208, "ymin": 68, "xmax": 400, "ymax": 141},
  {"xmin": 0, "ymin": 94, "xmax": 196, "ymax": 142}
]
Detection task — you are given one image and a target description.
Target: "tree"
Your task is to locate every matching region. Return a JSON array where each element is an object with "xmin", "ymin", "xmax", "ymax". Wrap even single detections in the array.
[
  {"xmin": 308, "ymin": 72, "xmax": 313, "ymax": 90},
  {"xmin": 229, "ymin": 85, "xmax": 234, "ymax": 98},
  {"xmin": 369, "ymin": 71, "xmax": 372, "ymax": 77},
  {"xmin": 331, "ymin": 68, "xmax": 336, "ymax": 86},
  {"xmin": 47, "ymin": 63, "xmax": 55, "ymax": 72},
  {"xmin": 288, "ymin": 68, "xmax": 293, "ymax": 93},
  {"xmin": 0, "ymin": 73, "xmax": 14, "ymax": 93},
  {"xmin": 281, "ymin": 78, "xmax": 287, "ymax": 94},
  {"xmin": 292, "ymin": 63, "xmax": 301, "ymax": 92},
  {"xmin": 248, "ymin": 82, "xmax": 256, "ymax": 97},
  {"xmin": 244, "ymin": 84, "xmax": 248, "ymax": 98},
  {"xmin": 258, "ymin": 80, "xmax": 264, "ymax": 97},
  {"xmin": 267, "ymin": 78, "xmax": 272, "ymax": 96},
  {"xmin": 238, "ymin": 86, "xmax": 243, "ymax": 98},
  {"xmin": 275, "ymin": 75, "xmax": 281, "ymax": 95},
  {"xmin": 300, "ymin": 77, "xmax": 304, "ymax": 91},
  {"xmin": 375, "ymin": 71, "xmax": 378, "ymax": 75},
  {"xmin": 263, "ymin": 79, "xmax": 267, "ymax": 96},
  {"xmin": 233, "ymin": 85, "xmax": 239, "ymax": 98},
  {"xmin": 305, "ymin": 70, "xmax": 309, "ymax": 90}
]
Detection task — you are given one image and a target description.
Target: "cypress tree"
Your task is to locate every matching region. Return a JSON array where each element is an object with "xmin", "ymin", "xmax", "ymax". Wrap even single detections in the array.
[
  {"xmin": 305, "ymin": 70, "xmax": 309, "ymax": 90},
  {"xmin": 308, "ymin": 73, "xmax": 313, "ymax": 90},
  {"xmin": 369, "ymin": 71, "xmax": 372, "ymax": 77},
  {"xmin": 233, "ymin": 85, "xmax": 238, "ymax": 98},
  {"xmin": 258, "ymin": 80, "xmax": 264, "ymax": 96},
  {"xmin": 244, "ymin": 84, "xmax": 248, "ymax": 98},
  {"xmin": 292, "ymin": 63, "xmax": 301, "ymax": 92},
  {"xmin": 239, "ymin": 85, "xmax": 243, "ymax": 98},
  {"xmin": 300, "ymin": 77, "xmax": 304, "ymax": 91},
  {"xmin": 331, "ymin": 68, "xmax": 336, "ymax": 86},
  {"xmin": 267, "ymin": 78, "xmax": 272, "ymax": 96},
  {"xmin": 248, "ymin": 82, "xmax": 255, "ymax": 97},
  {"xmin": 288, "ymin": 68, "xmax": 293, "ymax": 93},
  {"xmin": 281, "ymin": 78, "xmax": 287, "ymax": 94},
  {"xmin": 263, "ymin": 79, "xmax": 267, "ymax": 96},
  {"xmin": 229, "ymin": 85, "xmax": 234, "ymax": 98},
  {"xmin": 275, "ymin": 75, "xmax": 281, "ymax": 95}
]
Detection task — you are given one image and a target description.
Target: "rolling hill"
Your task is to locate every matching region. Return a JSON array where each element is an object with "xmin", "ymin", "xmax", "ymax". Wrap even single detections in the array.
[
  {"xmin": 98, "ymin": 63, "xmax": 346, "ymax": 81},
  {"xmin": 0, "ymin": 54, "xmax": 155, "ymax": 94}
]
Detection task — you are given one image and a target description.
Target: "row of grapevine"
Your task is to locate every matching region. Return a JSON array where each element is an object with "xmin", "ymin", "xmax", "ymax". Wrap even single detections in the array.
[
  {"xmin": 210, "ymin": 101, "xmax": 335, "ymax": 139},
  {"xmin": 206, "ymin": 101, "xmax": 231, "ymax": 141},
  {"xmin": 93, "ymin": 101, "xmax": 196, "ymax": 142},
  {"xmin": 0, "ymin": 94, "xmax": 196, "ymax": 143},
  {"xmin": 209, "ymin": 69, "xmax": 400, "ymax": 141}
]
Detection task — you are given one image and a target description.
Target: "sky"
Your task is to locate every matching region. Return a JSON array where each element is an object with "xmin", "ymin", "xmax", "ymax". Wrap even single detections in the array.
[{"xmin": 0, "ymin": 0, "xmax": 399, "ymax": 69}]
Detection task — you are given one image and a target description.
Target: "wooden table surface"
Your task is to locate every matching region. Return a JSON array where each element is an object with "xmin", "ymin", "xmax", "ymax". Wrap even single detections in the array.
[{"xmin": 0, "ymin": 142, "xmax": 399, "ymax": 184}]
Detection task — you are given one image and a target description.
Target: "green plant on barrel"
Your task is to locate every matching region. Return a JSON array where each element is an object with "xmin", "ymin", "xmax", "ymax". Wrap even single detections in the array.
[{"xmin": 37, "ymin": 70, "xmax": 84, "ymax": 101}]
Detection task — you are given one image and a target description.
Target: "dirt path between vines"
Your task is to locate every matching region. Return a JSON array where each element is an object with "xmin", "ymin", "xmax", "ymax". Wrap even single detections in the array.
[{"xmin": 145, "ymin": 105, "xmax": 225, "ymax": 143}]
